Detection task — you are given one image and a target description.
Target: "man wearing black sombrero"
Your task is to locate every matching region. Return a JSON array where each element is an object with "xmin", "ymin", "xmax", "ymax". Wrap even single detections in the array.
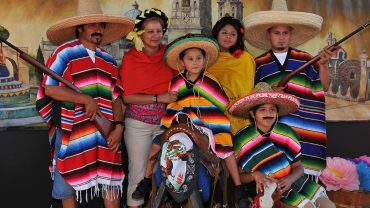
[
  {"xmin": 244, "ymin": 0, "xmax": 338, "ymax": 180},
  {"xmin": 36, "ymin": 0, "xmax": 134, "ymax": 207}
]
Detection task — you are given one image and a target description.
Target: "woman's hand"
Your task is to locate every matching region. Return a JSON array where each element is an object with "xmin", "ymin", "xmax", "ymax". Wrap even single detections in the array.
[
  {"xmin": 158, "ymin": 91, "xmax": 178, "ymax": 103},
  {"xmin": 107, "ymin": 125, "xmax": 124, "ymax": 152}
]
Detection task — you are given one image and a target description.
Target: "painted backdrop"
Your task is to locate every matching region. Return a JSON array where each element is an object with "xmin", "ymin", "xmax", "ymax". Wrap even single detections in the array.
[{"xmin": 0, "ymin": 0, "xmax": 369, "ymax": 128}]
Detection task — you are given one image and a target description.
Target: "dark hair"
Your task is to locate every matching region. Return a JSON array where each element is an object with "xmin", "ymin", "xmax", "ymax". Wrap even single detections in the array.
[
  {"xmin": 179, "ymin": 47, "xmax": 206, "ymax": 60},
  {"xmin": 74, "ymin": 23, "xmax": 106, "ymax": 38},
  {"xmin": 249, "ymin": 104, "xmax": 279, "ymax": 124},
  {"xmin": 75, "ymin": 25, "xmax": 83, "ymax": 38},
  {"xmin": 212, "ymin": 16, "xmax": 245, "ymax": 54},
  {"xmin": 135, "ymin": 8, "xmax": 168, "ymax": 33}
]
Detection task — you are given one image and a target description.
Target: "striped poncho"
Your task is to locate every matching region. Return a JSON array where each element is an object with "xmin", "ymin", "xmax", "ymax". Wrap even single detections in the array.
[
  {"xmin": 36, "ymin": 40, "xmax": 124, "ymax": 195},
  {"xmin": 234, "ymin": 122, "xmax": 301, "ymax": 178},
  {"xmin": 254, "ymin": 48, "xmax": 327, "ymax": 177},
  {"xmin": 161, "ymin": 70, "xmax": 234, "ymax": 158},
  {"xmin": 234, "ymin": 123, "xmax": 325, "ymax": 207}
]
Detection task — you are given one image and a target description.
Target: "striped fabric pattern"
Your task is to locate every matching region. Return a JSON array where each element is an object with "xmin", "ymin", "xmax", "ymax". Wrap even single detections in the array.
[
  {"xmin": 234, "ymin": 123, "xmax": 325, "ymax": 207},
  {"xmin": 234, "ymin": 123, "xmax": 301, "ymax": 179},
  {"xmin": 161, "ymin": 71, "xmax": 234, "ymax": 158},
  {"xmin": 254, "ymin": 47, "xmax": 327, "ymax": 176},
  {"xmin": 282, "ymin": 176, "xmax": 325, "ymax": 207},
  {"xmin": 36, "ymin": 40, "xmax": 124, "ymax": 192}
]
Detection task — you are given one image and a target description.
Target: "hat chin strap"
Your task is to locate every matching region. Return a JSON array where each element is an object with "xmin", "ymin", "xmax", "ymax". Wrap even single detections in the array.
[{"xmin": 175, "ymin": 55, "xmax": 211, "ymax": 119}]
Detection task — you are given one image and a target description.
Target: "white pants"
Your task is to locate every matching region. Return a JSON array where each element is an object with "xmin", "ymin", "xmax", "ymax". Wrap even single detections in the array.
[{"xmin": 124, "ymin": 118, "xmax": 163, "ymax": 206}]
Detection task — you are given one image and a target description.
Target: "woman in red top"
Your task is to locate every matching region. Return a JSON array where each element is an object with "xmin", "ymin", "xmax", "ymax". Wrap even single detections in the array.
[{"xmin": 120, "ymin": 8, "xmax": 177, "ymax": 208}]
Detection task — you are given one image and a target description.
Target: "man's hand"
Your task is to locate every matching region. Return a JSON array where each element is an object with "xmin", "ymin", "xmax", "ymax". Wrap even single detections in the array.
[
  {"xmin": 83, "ymin": 95, "xmax": 102, "ymax": 121},
  {"xmin": 318, "ymin": 45, "xmax": 340, "ymax": 66},
  {"xmin": 107, "ymin": 125, "xmax": 124, "ymax": 152},
  {"xmin": 271, "ymin": 83, "xmax": 287, "ymax": 92}
]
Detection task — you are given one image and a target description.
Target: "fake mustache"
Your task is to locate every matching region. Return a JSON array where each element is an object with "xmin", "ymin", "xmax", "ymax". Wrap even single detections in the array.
[
  {"xmin": 91, "ymin": 33, "xmax": 103, "ymax": 38},
  {"xmin": 262, "ymin": 116, "xmax": 274, "ymax": 120}
]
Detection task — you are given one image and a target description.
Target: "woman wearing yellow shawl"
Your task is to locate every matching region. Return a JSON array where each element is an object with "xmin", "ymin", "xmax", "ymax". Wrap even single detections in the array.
[{"xmin": 209, "ymin": 16, "xmax": 256, "ymax": 135}]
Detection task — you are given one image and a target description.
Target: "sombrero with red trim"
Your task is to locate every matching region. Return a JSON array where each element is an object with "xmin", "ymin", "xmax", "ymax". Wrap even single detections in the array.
[{"xmin": 228, "ymin": 82, "xmax": 300, "ymax": 118}]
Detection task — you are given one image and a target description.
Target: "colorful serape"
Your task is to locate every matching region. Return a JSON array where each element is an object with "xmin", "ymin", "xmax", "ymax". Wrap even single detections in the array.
[
  {"xmin": 234, "ymin": 122, "xmax": 325, "ymax": 207},
  {"xmin": 254, "ymin": 47, "xmax": 327, "ymax": 176},
  {"xmin": 161, "ymin": 70, "xmax": 234, "ymax": 159},
  {"xmin": 36, "ymin": 39, "xmax": 124, "ymax": 195}
]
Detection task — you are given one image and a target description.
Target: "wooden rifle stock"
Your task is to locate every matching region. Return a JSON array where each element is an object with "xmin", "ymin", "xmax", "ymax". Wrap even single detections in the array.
[
  {"xmin": 277, "ymin": 20, "xmax": 370, "ymax": 87},
  {"xmin": 0, "ymin": 38, "xmax": 114, "ymax": 139}
]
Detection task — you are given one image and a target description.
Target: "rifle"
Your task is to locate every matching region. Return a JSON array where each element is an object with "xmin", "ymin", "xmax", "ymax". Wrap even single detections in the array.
[
  {"xmin": 277, "ymin": 20, "xmax": 370, "ymax": 87},
  {"xmin": 0, "ymin": 36, "xmax": 114, "ymax": 140}
]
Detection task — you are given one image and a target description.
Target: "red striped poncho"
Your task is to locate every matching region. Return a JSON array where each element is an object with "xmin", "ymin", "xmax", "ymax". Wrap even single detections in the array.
[
  {"xmin": 36, "ymin": 40, "xmax": 124, "ymax": 196},
  {"xmin": 255, "ymin": 47, "xmax": 327, "ymax": 177}
]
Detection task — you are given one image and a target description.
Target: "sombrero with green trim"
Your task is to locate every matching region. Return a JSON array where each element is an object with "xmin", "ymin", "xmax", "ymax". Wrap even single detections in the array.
[
  {"xmin": 228, "ymin": 82, "xmax": 300, "ymax": 118},
  {"xmin": 164, "ymin": 34, "xmax": 219, "ymax": 71}
]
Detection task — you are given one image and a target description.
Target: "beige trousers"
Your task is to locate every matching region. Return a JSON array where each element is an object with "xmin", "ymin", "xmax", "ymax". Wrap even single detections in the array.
[{"xmin": 124, "ymin": 118, "xmax": 163, "ymax": 207}]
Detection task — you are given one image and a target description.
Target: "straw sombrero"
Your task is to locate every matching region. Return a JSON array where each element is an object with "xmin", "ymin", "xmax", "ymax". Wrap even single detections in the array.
[
  {"xmin": 164, "ymin": 34, "xmax": 219, "ymax": 71},
  {"xmin": 47, "ymin": 0, "xmax": 134, "ymax": 46},
  {"xmin": 228, "ymin": 82, "xmax": 300, "ymax": 118},
  {"xmin": 244, "ymin": 0, "xmax": 323, "ymax": 50}
]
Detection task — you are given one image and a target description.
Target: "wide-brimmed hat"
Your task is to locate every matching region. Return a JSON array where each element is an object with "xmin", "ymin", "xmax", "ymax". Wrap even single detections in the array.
[
  {"xmin": 133, "ymin": 8, "xmax": 168, "ymax": 33},
  {"xmin": 164, "ymin": 34, "xmax": 219, "ymax": 71},
  {"xmin": 228, "ymin": 82, "xmax": 300, "ymax": 118},
  {"xmin": 126, "ymin": 8, "xmax": 168, "ymax": 51},
  {"xmin": 244, "ymin": 0, "xmax": 323, "ymax": 50},
  {"xmin": 47, "ymin": 0, "xmax": 134, "ymax": 46}
]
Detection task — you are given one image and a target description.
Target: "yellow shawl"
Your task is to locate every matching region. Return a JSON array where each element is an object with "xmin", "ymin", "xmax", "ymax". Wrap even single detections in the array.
[{"xmin": 208, "ymin": 51, "xmax": 256, "ymax": 135}]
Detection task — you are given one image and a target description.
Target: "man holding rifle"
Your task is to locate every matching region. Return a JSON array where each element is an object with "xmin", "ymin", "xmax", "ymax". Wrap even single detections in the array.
[
  {"xmin": 36, "ymin": 0, "xmax": 133, "ymax": 207},
  {"xmin": 243, "ymin": 0, "xmax": 338, "ymax": 182}
]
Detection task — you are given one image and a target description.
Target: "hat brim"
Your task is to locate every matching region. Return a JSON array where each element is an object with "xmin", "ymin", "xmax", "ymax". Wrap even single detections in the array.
[
  {"xmin": 228, "ymin": 92, "xmax": 300, "ymax": 118},
  {"xmin": 164, "ymin": 36, "xmax": 219, "ymax": 71},
  {"xmin": 47, "ymin": 14, "xmax": 134, "ymax": 46},
  {"xmin": 244, "ymin": 11, "xmax": 323, "ymax": 50}
]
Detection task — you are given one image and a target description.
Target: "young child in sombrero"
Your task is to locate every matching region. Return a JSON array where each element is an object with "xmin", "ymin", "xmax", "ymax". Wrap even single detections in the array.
[
  {"xmin": 229, "ymin": 82, "xmax": 335, "ymax": 208},
  {"xmin": 131, "ymin": 33, "xmax": 247, "ymax": 206}
]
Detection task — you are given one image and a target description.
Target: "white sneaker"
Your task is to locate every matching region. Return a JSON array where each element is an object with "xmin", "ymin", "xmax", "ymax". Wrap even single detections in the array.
[{"xmin": 259, "ymin": 181, "xmax": 277, "ymax": 208}]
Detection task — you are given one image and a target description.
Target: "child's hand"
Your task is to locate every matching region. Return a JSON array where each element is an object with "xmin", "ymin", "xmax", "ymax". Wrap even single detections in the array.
[
  {"xmin": 158, "ymin": 92, "xmax": 178, "ymax": 103},
  {"xmin": 277, "ymin": 177, "xmax": 294, "ymax": 193},
  {"xmin": 252, "ymin": 171, "xmax": 276, "ymax": 194}
]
